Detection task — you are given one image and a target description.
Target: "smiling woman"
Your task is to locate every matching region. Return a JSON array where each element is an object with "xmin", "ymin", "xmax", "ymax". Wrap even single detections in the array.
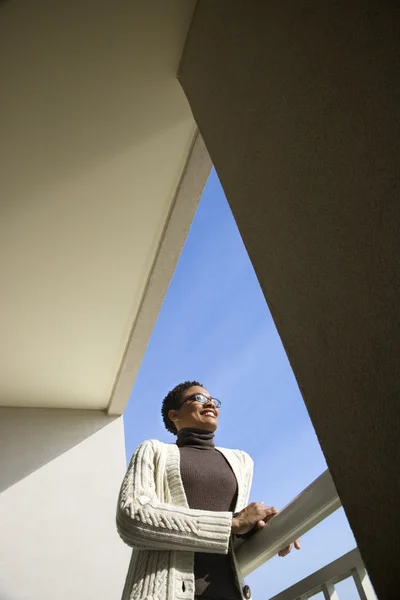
[
  {"xmin": 166, "ymin": 384, "xmax": 221, "ymax": 432},
  {"xmin": 116, "ymin": 381, "xmax": 299, "ymax": 600}
]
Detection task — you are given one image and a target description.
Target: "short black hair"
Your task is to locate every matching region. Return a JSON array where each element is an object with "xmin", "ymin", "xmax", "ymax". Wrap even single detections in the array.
[{"xmin": 161, "ymin": 380, "xmax": 202, "ymax": 435}]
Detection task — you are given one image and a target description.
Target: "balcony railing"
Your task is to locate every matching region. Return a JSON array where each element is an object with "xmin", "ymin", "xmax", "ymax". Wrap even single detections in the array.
[
  {"xmin": 235, "ymin": 469, "xmax": 376, "ymax": 600},
  {"xmin": 267, "ymin": 548, "xmax": 376, "ymax": 600},
  {"xmin": 236, "ymin": 470, "xmax": 341, "ymax": 576}
]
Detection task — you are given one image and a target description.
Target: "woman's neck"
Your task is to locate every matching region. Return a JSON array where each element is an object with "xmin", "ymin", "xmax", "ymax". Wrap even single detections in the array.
[{"xmin": 176, "ymin": 427, "xmax": 215, "ymax": 449}]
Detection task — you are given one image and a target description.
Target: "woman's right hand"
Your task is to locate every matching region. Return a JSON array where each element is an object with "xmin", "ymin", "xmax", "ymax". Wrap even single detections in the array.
[{"xmin": 231, "ymin": 502, "xmax": 278, "ymax": 535}]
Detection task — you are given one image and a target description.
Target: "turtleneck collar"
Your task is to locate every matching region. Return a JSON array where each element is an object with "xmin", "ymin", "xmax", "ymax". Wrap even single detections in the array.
[{"xmin": 176, "ymin": 428, "xmax": 215, "ymax": 450}]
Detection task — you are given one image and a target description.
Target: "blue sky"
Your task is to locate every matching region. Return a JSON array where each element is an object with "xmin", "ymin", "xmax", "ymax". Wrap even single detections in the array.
[{"xmin": 124, "ymin": 169, "xmax": 362, "ymax": 599}]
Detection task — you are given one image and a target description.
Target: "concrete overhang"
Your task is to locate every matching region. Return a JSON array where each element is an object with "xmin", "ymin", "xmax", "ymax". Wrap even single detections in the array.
[{"xmin": 0, "ymin": 0, "xmax": 210, "ymax": 414}]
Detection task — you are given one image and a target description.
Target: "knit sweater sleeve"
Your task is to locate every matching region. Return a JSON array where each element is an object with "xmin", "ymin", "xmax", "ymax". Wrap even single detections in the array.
[
  {"xmin": 232, "ymin": 450, "xmax": 254, "ymax": 553},
  {"xmin": 116, "ymin": 440, "xmax": 233, "ymax": 554}
]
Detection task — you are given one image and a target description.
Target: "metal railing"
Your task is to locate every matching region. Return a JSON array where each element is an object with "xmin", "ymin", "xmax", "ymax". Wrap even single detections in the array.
[
  {"xmin": 267, "ymin": 548, "xmax": 376, "ymax": 600},
  {"xmin": 235, "ymin": 469, "xmax": 376, "ymax": 600},
  {"xmin": 236, "ymin": 470, "xmax": 341, "ymax": 577}
]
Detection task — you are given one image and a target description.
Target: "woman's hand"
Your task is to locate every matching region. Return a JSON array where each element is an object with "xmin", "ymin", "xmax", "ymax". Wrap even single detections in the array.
[
  {"xmin": 232, "ymin": 504, "xmax": 301, "ymax": 555},
  {"xmin": 278, "ymin": 538, "xmax": 301, "ymax": 557},
  {"xmin": 262, "ymin": 507, "xmax": 301, "ymax": 556},
  {"xmin": 231, "ymin": 502, "xmax": 278, "ymax": 535}
]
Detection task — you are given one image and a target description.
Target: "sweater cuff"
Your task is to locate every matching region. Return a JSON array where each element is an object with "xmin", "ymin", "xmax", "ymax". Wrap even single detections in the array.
[{"xmin": 196, "ymin": 511, "xmax": 233, "ymax": 553}]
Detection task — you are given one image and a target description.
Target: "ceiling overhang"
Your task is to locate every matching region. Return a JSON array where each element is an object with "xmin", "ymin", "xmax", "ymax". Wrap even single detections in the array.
[{"xmin": 0, "ymin": 0, "xmax": 210, "ymax": 414}]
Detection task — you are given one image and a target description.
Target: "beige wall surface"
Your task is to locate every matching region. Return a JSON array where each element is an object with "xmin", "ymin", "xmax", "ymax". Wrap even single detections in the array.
[
  {"xmin": 179, "ymin": 2, "xmax": 399, "ymax": 598},
  {"xmin": 0, "ymin": 408, "xmax": 130, "ymax": 599}
]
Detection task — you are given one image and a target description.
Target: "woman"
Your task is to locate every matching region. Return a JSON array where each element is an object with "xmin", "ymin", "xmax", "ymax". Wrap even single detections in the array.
[{"xmin": 116, "ymin": 381, "xmax": 299, "ymax": 600}]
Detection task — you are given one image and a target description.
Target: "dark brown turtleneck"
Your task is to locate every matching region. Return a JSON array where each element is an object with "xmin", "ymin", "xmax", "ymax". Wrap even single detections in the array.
[{"xmin": 177, "ymin": 428, "xmax": 241, "ymax": 599}]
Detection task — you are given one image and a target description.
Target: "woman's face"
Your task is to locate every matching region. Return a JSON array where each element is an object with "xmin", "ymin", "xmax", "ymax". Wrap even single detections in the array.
[{"xmin": 169, "ymin": 385, "xmax": 219, "ymax": 433}]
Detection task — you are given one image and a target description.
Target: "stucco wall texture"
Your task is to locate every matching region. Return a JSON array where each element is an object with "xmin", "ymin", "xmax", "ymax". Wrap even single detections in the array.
[
  {"xmin": 179, "ymin": 2, "xmax": 400, "ymax": 598},
  {"xmin": 0, "ymin": 408, "xmax": 130, "ymax": 599}
]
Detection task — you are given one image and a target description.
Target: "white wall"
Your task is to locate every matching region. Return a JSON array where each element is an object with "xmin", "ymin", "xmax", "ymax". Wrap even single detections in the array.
[{"xmin": 0, "ymin": 408, "xmax": 130, "ymax": 599}]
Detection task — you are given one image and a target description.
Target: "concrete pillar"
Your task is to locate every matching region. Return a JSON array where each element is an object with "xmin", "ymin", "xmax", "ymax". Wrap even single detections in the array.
[{"xmin": 179, "ymin": 2, "xmax": 400, "ymax": 598}]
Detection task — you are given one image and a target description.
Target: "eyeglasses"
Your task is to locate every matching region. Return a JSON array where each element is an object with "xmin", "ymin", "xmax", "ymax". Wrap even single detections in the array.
[{"xmin": 181, "ymin": 393, "xmax": 221, "ymax": 409}]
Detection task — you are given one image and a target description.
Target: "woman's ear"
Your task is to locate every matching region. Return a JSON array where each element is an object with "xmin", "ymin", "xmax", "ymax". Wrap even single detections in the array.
[{"xmin": 168, "ymin": 409, "xmax": 178, "ymax": 422}]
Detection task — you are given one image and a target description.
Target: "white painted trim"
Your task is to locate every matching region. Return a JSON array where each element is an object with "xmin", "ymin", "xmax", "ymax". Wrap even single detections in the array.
[
  {"xmin": 237, "ymin": 469, "xmax": 341, "ymax": 577},
  {"xmin": 107, "ymin": 132, "xmax": 211, "ymax": 415}
]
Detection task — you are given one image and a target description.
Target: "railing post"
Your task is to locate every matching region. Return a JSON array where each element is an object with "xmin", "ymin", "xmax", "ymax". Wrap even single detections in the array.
[
  {"xmin": 352, "ymin": 563, "xmax": 376, "ymax": 600},
  {"xmin": 322, "ymin": 582, "xmax": 339, "ymax": 600}
]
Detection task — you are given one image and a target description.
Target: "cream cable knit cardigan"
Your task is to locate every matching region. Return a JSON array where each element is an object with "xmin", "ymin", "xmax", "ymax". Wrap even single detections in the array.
[{"xmin": 116, "ymin": 439, "xmax": 254, "ymax": 600}]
